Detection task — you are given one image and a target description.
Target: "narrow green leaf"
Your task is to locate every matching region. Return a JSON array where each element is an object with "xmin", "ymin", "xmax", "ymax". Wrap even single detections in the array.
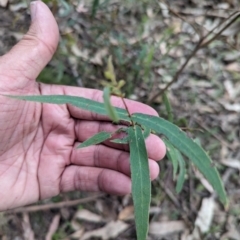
[
  {"xmin": 128, "ymin": 125, "xmax": 151, "ymax": 240},
  {"xmin": 104, "ymin": 56, "xmax": 117, "ymax": 84},
  {"xmin": 194, "ymin": 138, "xmax": 202, "ymax": 146},
  {"xmin": 144, "ymin": 46, "xmax": 154, "ymax": 78},
  {"xmin": 111, "ymin": 127, "xmax": 129, "ymax": 144},
  {"xmin": 175, "ymin": 150, "xmax": 186, "ymax": 193},
  {"xmin": 91, "ymin": 0, "xmax": 99, "ymax": 18},
  {"xmin": 103, "ymin": 87, "xmax": 120, "ymax": 123},
  {"xmin": 6, "ymin": 95, "xmax": 130, "ymax": 122},
  {"xmin": 6, "ymin": 93, "xmax": 228, "ymax": 207},
  {"xmin": 77, "ymin": 131, "xmax": 112, "ymax": 148},
  {"xmin": 143, "ymin": 125, "xmax": 151, "ymax": 139},
  {"xmin": 111, "ymin": 136, "xmax": 129, "ymax": 144},
  {"xmin": 132, "ymin": 113, "xmax": 228, "ymax": 206},
  {"xmin": 115, "ymin": 127, "xmax": 129, "ymax": 133},
  {"xmin": 163, "ymin": 138, "xmax": 186, "ymax": 192},
  {"xmin": 163, "ymin": 138, "xmax": 179, "ymax": 179},
  {"xmin": 111, "ymin": 126, "xmax": 150, "ymax": 144},
  {"xmin": 163, "ymin": 91, "xmax": 174, "ymax": 122}
]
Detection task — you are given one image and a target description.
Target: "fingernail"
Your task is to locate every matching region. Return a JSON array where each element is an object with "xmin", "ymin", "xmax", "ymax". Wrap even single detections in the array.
[{"xmin": 30, "ymin": 1, "xmax": 38, "ymax": 21}]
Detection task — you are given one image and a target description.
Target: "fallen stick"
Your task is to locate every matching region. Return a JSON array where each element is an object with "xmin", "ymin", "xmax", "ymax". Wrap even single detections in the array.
[{"xmin": 4, "ymin": 193, "xmax": 105, "ymax": 214}]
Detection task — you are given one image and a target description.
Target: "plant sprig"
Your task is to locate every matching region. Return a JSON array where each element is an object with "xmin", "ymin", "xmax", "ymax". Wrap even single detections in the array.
[
  {"xmin": 6, "ymin": 92, "xmax": 228, "ymax": 239},
  {"xmin": 5, "ymin": 58, "xmax": 228, "ymax": 240}
]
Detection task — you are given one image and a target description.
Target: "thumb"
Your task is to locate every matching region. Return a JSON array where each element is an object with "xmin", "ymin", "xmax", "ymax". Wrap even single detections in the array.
[{"xmin": 1, "ymin": 1, "xmax": 59, "ymax": 81}]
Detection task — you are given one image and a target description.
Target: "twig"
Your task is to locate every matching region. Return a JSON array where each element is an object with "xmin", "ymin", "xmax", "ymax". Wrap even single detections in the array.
[
  {"xmin": 159, "ymin": 180, "xmax": 181, "ymax": 208},
  {"xmin": 148, "ymin": 8, "xmax": 240, "ymax": 103},
  {"xmin": 148, "ymin": 39, "xmax": 204, "ymax": 103},
  {"xmin": 159, "ymin": 180, "xmax": 193, "ymax": 227},
  {"xmin": 200, "ymin": 12, "xmax": 240, "ymax": 48},
  {"xmin": 194, "ymin": 118, "xmax": 234, "ymax": 150},
  {"xmin": 3, "ymin": 193, "xmax": 105, "ymax": 214},
  {"xmin": 121, "ymin": 96, "xmax": 133, "ymax": 125},
  {"xmin": 222, "ymin": 168, "xmax": 236, "ymax": 185},
  {"xmin": 159, "ymin": 0, "xmax": 201, "ymax": 37}
]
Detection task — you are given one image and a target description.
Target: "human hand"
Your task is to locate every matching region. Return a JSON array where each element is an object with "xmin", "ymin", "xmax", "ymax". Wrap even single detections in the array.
[{"xmin": 0, "ymin": 1, "xmax": 166, "ymax": 211}]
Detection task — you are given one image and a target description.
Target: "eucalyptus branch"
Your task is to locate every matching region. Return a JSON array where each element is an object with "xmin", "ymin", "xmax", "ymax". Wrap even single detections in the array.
[
  {"xmin": 6, "ymin": 93, "xmax": 228, "ymax": 240},
  {"xmin": 121, "ymin": 95, "xmax": 134, "ymax": 125}
]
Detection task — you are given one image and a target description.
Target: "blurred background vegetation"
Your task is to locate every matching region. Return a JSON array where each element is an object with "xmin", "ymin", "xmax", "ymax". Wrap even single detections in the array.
[{"xmin": 0, "ymin": 0, "xmax": 240, "ymax": 239}]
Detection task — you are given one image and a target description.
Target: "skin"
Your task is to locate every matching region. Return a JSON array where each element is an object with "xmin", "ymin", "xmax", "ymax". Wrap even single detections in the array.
[{"xmin": 0, "ymin": 1, "xmax": 166, "ymax": 211}]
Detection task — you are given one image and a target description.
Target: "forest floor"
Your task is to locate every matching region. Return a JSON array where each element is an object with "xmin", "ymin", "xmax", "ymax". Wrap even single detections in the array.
[{"xmin": 0, "ymin": 0, "xmax": 240, "ymax": 239}]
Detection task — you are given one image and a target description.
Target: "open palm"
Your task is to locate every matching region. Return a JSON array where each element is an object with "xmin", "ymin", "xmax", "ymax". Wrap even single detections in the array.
[{"xmin": 0, "ymin": 1, "xmax": 165, "ymax": 211}]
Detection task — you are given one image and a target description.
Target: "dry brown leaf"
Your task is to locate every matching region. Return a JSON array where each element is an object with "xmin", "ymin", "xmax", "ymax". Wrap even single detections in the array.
[
  {"xmin": 118, "ymin": 206, "xmax": 161, "ymax": 222},
  {"xmin": 81, "ymin": 220, "xmax": 128, "ymax": 240},
  {"xmin": 95, "ymin": 198, "xmax": 118, "ymax": 220},
  {"xmin": 90, "ymin": 48, "xmax": 108, "ymax": 66},
  {"xmin": 220, "ymin": 216, "xmax": 240, "ymax": 240},
  {"xmin": 71, "ymin": 219, "xmax": 82, "ymax": 231},
  {"xmin": 109, "ymin": 37, "xmax": 119, "ymax": 46},
  {"xmin": 158, "ymin": 2, "xmax": 169, "ymax": 18},
  {"xmin": 75, "ymin": 209, "xmax": 103, "ymax": 223},
  {"xmin": 194, "ymin": 197, "xmax": 215, "ymax": 233},
  {"xmin": 71, "ymin": 44, "xmax": 89, "ymax": 60},
  {"xmin": 22, "ymin": 213, "xmax": 35, "ymax": 240},
  {"xmin": 118, "ymin": 206, "xmax": 134, "ymax": 221},
  {"xmin": 76, "ymin": 3, "xmax": 88, "ymax": 13},
  {"xmin": 149, "ymin": 221, "xmax": 186, "ymax": 236},
  {"xmin": 10, "ymin": 32, "xmax": 24, "ymax": 41},
  {"xmin": 171, "ymin": 19, "xmax": 182, "ymax": 34},
  {"xmin": 0, "ymin": 0, "xmax": 8, "ymax": 7},
  {"xmin": 221, "ymin": 102, "xmax": 240, "ymax": 112},
  {"xmin": 9, "ymin": 2, "xmax": 27, "ymax": 11},
  {"xmin": 45, "ymin": 214, "xmax": 60, "ymax": 240},
  {"xmin": 224, "ymin": 80, "xmax": 236, "ymax": 100},
  {"xmin": 146, "ymin": 8, "xmax": 154, "ymax": 18},
  {"xmin": 183, "ymin": 227, "xmax": 201, "ymax": 240},
  {"xmin": 159, "ymin": 42, "xmax": 168, "ymax": 55},
  {"xmin": 109, "ymin": 22, "xmax": 151, "ymax": 46},
  {"xmin": 149, "ymin": 206, "xmax": 162, "ymax": 215},
  {"xmin": 225, "ymin": 62, "xmax": 240, "ymax": 72},
  {"xmin": 221, "ymin": 159, "xmax": 240, "ymax": 171},
  {"xmin": 192, "ymin": 81, "xmax": 212, "ymax": 88},
  {"xmin": 128, "ymin": 32, "xmax": 149, "ymax": 45},
  {"xmin": 122, "ymin": 194, "xmax": 132, "ymax": 206},
  {"xmin": 194, "ymin": 170, "xmax": 214, "ymax": 193},
  {"xmin": 224, "ymin": 52, "xmax": 240, "ymax": 62},
  {"xmin": 70, "ymin": 228, "xmax": 85, "ymax": 239},
  {"xmin": 197, "ymin": 105, "xmax": 215, "ymax": 113}
]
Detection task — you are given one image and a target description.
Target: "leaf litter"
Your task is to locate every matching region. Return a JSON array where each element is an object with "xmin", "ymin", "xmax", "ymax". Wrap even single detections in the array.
[{"xmin": 1, "ymin": 0, "xmax": 240, "ymax": 239}]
